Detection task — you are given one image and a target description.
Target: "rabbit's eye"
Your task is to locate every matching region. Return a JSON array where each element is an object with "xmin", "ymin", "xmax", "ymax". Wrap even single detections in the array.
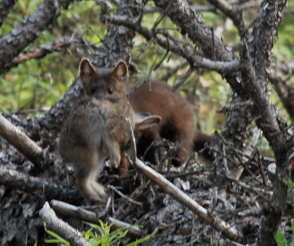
[
  {"xmin": 90, "ymin": 87, "xmax": 96, "ymax": 94},
  {"xmin": 108, "ymin": 87, "xmax": 113, "ymax": 94}
]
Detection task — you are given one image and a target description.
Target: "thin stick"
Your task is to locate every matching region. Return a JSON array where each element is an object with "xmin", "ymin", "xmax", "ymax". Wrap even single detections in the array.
[
  {"xmin": 108, "ymin": 185, "xmax": 143, "ymax": 206},
  {"xmin": 135, "ymin": 158, "xmax": 245, "ymax": 244},
  {"xmin": 50, "ymin": 200, "xmax": 144, "ymax": 236},
  {"xmin": 39, "ymin": 202, "xmax": 91, "ymax": 246}
]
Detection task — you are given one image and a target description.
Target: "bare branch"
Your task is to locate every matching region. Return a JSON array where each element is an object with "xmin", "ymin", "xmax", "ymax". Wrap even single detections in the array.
[
  {"xmin": 51, "ymin": 200, "xmax": 100, "ymax": 223},
  {"xmin": 105, "ymin": 15, "xmax": 240, "ymax": 73},
  {"xmin": 172, "ymin": 67, "xmax": 194, "ymax": 90},
  {"xmin": 238, "ymin": 0, "xmax": 288, "ymax": 245},
  {"xmin": 135, "ymin": 158, "xmax": 246, "ymax": 244},
  {"xmin": 0, "ymin": 0, "xmax": 74, "ymax": 74},
  {"xmin": 144, "ymin": 2, "xmax": 259, "ymax": 15},
  {"xmin": 108, "ymin": 185, "xmax": 143, "ymax": 206},
  {"xmin": 0, "ymin": 113, "xmax": 45, "ymax": 166},
  {"xmin": 154, "ymin": 0, "xmax": 233, "ymax": 61},
  {"xmin": 39, "ymin": 202, "xmax": 91, "ymax": 246},
  {"xmin": 152, "ymin": 0, "xmax": 244, "ymax": 94},
  {"xmin": 11, "ymin": 36, "xmax": 81, "ymax": 67},
  {"xmin": 160, "ymin": 62, "xmax": 188, "ymax": 82},
  {"xmin": 243, "ymin": 0, "xmax": 288, "ymax": 155},
  {"xmin": 50, "ymin": 200, "xmax": 144, "ymax": 236},
  {"xmin": 269, "ymin": 73, "xmax": 294, "ymax": 122},
  {"xmin": 207, "ymin": 0, "xmax": 246, "ymax": 35}
]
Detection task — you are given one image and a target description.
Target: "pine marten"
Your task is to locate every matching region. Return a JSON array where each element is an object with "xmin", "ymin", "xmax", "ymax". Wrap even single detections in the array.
[{"xmin": 128, "ymin": 81, "xmax": 213, "ymax": 166}]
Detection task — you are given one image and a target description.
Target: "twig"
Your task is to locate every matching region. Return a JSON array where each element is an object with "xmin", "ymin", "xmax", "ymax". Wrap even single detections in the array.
[
  {"xmin": 0, "ymin": 113, "xmax": 45, "ymax": 167},
  {"xmin": 134, "ymin": 158, "xmax": 245, "ymax": 244},
  {"xmin": 207, "ymin": 0, "xmax": 246, "ymax": 35},
  {"xmin": 269, "ymin": 72, "xmax": 294, "ymax": 122},
  {"xmin": 226, "ymin": 175, "xmax": 272, "ymax": 198},
  {"xmin": 108, "ymin": 185, "xmax": 143, "ymax": 207},
  {"xmin": 172, "ymin": 67, "xmax": 194, "ymax": 90},
  {"xmin": 160, "ymin": 62, "xmax": 188, "ymax": 82},
  {"xmin": 105, "ymin": 15, "xmax": 240, "ymax": 73},
  {"xmin": 12, "ymin": 36, "xmax": 78, "ymax": 65},
  {"xmin": 50, "ymin": 200, "xmax": 144, "ymax": 236},
  {"xmin": 39, "ymin": 202, "xmax": 91, "ymax": 246}
]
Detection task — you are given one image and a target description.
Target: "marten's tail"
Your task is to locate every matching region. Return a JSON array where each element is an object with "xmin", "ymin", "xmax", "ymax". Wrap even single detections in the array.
[{"xmin": 193, "ymin": 131, "xmax": 213, "ymax": 161}]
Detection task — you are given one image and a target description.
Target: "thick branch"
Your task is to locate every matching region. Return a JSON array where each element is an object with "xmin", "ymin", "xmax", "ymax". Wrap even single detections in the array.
[
  {"xmin": 239, "ymin": 0, "xmax": 288, "ymax": 245},
  {"xmin": 0, "ymin": 0, "xmax": 74, "ymax": 74},
  {"xmin": 0, "ymin": 113, "xmax": 45, "ymax": 166},
  {"xmin": 245, "ymin": 0, "xmax": 288, "ymax": 159},
  {"xmin": 154, "ymin": 0, "xmax": 233, "ymax": 61},
  {"xmin": 39, "ymin": 202, "xmax": 91, "ymax": 246},
  {"xmin": 152, "ymin": 0, "xmax": 244, "ymax": 94}
]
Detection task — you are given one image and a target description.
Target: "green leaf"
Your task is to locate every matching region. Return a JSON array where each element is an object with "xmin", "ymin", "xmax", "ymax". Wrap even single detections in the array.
[{"xmin": 275, "ymin": 232, "xmax": 288, "ymax": 246}]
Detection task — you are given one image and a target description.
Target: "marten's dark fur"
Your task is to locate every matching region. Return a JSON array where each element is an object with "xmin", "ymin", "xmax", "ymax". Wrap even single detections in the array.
[{"xmin": 128, "ymin": 81, "xmax": 212, "ymax": 166}]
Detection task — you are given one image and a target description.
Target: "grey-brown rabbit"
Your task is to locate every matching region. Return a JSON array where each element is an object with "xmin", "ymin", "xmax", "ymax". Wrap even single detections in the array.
[{"xmin": 59, "ymin": 58, "xmax": 160, "ymax": 202}]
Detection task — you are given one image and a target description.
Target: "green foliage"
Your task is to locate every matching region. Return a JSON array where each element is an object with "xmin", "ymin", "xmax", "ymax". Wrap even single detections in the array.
[
  {"xmin": 206, "ymin": 237, "xmax": 222, "ymax": 246},
  {"xmin": 275, "ymin": 179, "xmax": 294, "ymax": 246},
  {"xmin": 275, "ymin": 220, "xmax": 294, "ymax": 246},
  {"xmin": 44, "ymin": 221, "xmax": 154, "ymax": 246}
]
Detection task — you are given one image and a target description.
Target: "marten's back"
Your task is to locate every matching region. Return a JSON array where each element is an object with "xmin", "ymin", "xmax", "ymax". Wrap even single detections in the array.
[{"xmin": 128, "ymin": 82, "xmax": 195, "ymax": 136}]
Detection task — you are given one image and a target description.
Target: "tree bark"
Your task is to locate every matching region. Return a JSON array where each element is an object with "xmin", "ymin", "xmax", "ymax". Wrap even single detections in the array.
[{"xmin": 0, "ymin": 0, "xmax": 74, "ymax": 74}]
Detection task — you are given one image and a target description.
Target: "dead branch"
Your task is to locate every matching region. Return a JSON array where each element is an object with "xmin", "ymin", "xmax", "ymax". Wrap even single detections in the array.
[
  {"xmin": 12, "ymin": 36, "xmax": 81, "ymax": 67},
  {"xmin": 108, "ymin": 185, "xmax": 143, "ymax": 207},
  {"xmin": 172, "ymin": 67, "xmax": 194, "ymax": 90},
  {"xmin": 0, "ymin": 0, "xmax": 74, "ymax": 74},
  {"xmin": 135, "ymin": 158, "xmax": 246, "ymax": 244},
  {"xmin": 160, "ymin": 62, "xmax": 188, "ymax": 82},
  {"xmin": 39, "ymin": 202, "xmax": 91, "ymax": 246},
  {"xmin": 226, "ymin": 175, "xmax": 272, "ymax": 198},
  {"xmin": 238, "ymin": 0, "xmax": 288, "ymax": 244},
  {"xmin": 269, "ymin": 72, "xmax": 294, "ymax": 122},
  {"xmin": 0, "ymin": 113, "xmax": 45, "ymax": 166},
  {"xmin": 144, "ymin": 2, "xmax": 259, "ymax": 15},
  {"xmin": 207, "ymin": 0, "xmax": 246, "ymax": 34},
  {"xmin": 50, "ymin": 200, "xmax": 144, "ymax": 236},
  {"xmin": 0, "ymin": 166, "xmax": 81, "ymax": 202},
  {"xmin": 105, "ymin": 15, "xmax": 240, "ymax": 73},
  {"xmin": 51, "ymin": 200, "xmax": 100, "ymax": 223},
  {"xmin": 153, "ymin": 0, "xmax": 233, "ymax": 61}
]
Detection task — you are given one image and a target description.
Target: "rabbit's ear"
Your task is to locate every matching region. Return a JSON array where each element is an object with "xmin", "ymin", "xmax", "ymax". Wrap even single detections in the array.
[
  {"xmin": 79, "ymin": 58, "xmax": 97, "ymax": 89},
  {"xmin": 134, "ymin": 113, "xmax": 161, "ymax": 131},
  {"xmin": 112, "ymin": 60, "xmax": 128, "ymax": 80}
]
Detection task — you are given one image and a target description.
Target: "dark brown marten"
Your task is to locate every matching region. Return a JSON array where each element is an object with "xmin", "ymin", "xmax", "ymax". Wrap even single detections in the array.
[{"xmin": 128, "ymin": 81, "xmax": 212, "ymax": 166}]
